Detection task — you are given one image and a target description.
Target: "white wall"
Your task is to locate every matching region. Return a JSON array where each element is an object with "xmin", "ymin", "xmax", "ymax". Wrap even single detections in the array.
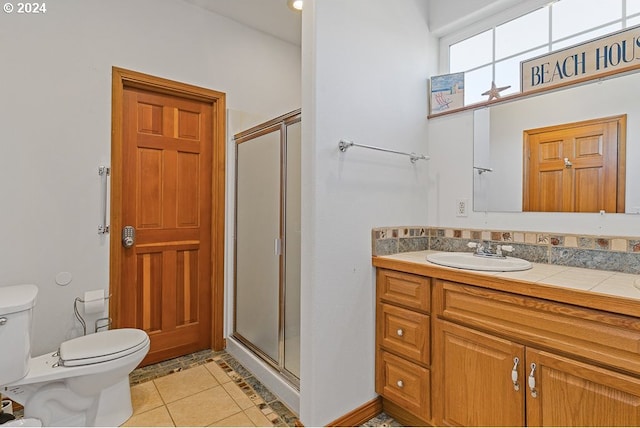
[
  {"xmin": 300, "ymin": 0, "xmax": 436, "ymax": 425},
  {"xmin": 0, "ymin": 0, "xmax": 300, "ymax": 355}
]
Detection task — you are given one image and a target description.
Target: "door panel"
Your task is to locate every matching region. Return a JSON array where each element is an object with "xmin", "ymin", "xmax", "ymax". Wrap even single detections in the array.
[
  {"xmin": 524, "ymin": 116, "xmax": 623, "ymax": 212},
  {"xmin": 235, "ymin": 129, "xmax": 281, "ymax": 362},
  {"xmin": 120, "ymin": 87, "xmax": 212, "ymax": 365},
  {"xmin": 526, "ymin": 348, "xmax": 640, "ymax": 426},
  {"xmin": 436, "ymin": 320, "xmax": 525, "ymax": 427}
]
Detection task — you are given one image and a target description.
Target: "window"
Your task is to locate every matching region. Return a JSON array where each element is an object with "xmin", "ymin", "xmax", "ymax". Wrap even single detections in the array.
[{"xmin": 445, "ymin": 0, "xmax": 640, "ymax": 106}]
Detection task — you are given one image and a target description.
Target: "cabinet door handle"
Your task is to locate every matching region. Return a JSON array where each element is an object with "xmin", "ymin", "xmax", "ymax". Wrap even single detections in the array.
[
  {"xmin": 396, "ymin": 328, "xmax": 404, "ymax": 337},
  {"xmin": 396, "ymin": 380, "xmax": 404, "ymax": 388},
  {"xmin": 528, "ymin": 363, "xmax": 538, "ymax": 398},
  {"xmin": 511, "ymin": 357, "xmax": 520, "ymax": 391}
]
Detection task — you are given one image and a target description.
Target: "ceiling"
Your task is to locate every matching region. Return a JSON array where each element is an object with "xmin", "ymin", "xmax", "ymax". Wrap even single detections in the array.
[
  {"xmin": 178, "ymin": 0, "xmax": 527, "ymax": 46},
  {"xmin": 180, "ymin": 0, "xmax": 303, "ymax": 45}
]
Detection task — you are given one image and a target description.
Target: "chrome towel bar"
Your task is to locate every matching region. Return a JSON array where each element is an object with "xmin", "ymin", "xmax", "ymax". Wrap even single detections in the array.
[{"xmin": 338, "ymin": 139, "xmax": 429, "ymax": 163}]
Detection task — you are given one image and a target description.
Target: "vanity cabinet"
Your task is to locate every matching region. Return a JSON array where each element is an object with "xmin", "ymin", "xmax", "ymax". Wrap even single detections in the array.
[
  {"xmin": 433, "ymin": 279, "xmax": 640, "ymax": 427},
  {"xmin": 438, "ymin": 320, "xmax": 640, "ymax": 426},
  {"xmin": 375, "ymin": 269, "xmax": 432, "ymax": 425},
  {"xmin": 374, "ymin": 263, "xmax": 640, "ymax": 427}
]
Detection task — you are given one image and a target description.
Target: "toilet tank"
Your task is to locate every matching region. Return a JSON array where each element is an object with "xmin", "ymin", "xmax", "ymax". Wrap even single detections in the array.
[{"xmin": 0, "ymin": 284, "xmax": 38, "ymax": 386}]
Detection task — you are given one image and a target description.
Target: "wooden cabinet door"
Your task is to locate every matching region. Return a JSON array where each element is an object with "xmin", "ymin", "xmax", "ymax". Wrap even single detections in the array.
[
  {"xmin": 526, "ymin": 348, "xmax": 640, "ymax": 427},
  {"xmin": 436, "ymin": 321, "xmax": 525, "ymax": 427}
]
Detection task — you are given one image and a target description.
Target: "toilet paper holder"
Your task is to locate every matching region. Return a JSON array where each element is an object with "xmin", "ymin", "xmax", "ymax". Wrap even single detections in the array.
[{"xmin": 73, "ymin": 293, "xmax": 112, "ymax": 335}]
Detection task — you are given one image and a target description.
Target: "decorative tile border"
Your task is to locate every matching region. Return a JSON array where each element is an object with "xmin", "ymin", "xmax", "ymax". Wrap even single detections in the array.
[{"xmin": 372, "ymin": 226, "xmax": 640, "ymax": 274}]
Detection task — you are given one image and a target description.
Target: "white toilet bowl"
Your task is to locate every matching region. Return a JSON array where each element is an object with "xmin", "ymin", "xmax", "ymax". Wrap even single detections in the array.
[
  {"xmin": 0, "ymin": 285, "xmax": 150, "ymax": 427},
  {"xmin": 4, "ymin": 329, "xmax": 149, "ymax": 427}
]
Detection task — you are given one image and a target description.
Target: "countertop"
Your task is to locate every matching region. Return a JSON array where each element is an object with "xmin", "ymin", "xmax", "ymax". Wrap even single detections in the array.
[{"xmin": 373, "ymin": 250, "xmax": 640, "ymax": 317}]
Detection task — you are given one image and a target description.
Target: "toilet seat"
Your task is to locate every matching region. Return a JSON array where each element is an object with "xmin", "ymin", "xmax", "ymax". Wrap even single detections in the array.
[{"xmin": 58, "ymin": 329, "xmax": 149, "ymax": 367}]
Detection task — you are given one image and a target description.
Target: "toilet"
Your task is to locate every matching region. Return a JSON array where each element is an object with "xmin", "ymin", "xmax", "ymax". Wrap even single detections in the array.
[{"xmin": 0, "ymin": 284, "xmax": 150, "ymax": 427}]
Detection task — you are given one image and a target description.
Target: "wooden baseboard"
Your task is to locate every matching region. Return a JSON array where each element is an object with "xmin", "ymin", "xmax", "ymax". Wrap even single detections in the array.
[{"xmin": 326, "ymin": 397, "xmax": 383, "ymax": 427}]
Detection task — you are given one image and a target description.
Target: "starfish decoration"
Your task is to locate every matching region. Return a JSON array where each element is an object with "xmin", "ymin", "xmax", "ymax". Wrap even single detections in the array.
[{"xmin": 481, "ymin": 81, "xmax": 511, "ymax": 101}]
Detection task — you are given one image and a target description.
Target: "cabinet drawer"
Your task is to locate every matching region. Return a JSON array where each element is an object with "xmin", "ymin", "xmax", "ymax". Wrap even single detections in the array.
[
  {"xmin": 379, "ymin": 303, "xmax": 430, "ymax": 364},
  {"xmin": 377, "ymin": 269, "xmax": 430, "ymax": 311},
  {"xmin": 376, "ymin": 350, "xmax": 431, "ymax": 422},
  {"xmin": 435, "ymin": 279, "xmax": 640, "ymax": 376}
]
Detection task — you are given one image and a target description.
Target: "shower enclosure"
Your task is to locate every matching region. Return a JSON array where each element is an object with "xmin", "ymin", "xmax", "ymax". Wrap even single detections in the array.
[{"xmin": 234, "ymin": 109, "xmax": 301, "ymax": 387}]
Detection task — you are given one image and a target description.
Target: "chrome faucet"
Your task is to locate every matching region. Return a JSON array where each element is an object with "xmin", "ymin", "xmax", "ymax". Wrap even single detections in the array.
[{"xmin": 467, "ymin": 242, "xmax": 514, "ymax": 258}]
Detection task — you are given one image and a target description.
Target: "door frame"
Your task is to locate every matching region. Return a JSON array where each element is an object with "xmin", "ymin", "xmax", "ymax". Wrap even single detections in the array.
[{"xmin": 110, "ymin": 67, "xmax": 226, "ymax": 351}]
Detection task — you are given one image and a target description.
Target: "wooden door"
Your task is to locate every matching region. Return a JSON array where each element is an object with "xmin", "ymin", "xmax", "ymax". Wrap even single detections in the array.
[
  {"xmin": 110, "ymin": 68, "xmax": 226, "ymax": 366},
  {"xmin": 523, "ymin": 115, "xmax": 625, "ymax": 213},
  {"xmin": 435, "ymin": 320, "xmax": 525, "ymax": 427},
  {"xmin": 526, "ymin": 348, "xmax": 640, "ymax": 426}
]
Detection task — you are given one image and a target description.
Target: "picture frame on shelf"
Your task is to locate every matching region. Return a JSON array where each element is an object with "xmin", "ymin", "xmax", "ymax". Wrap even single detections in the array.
[{"xmin": 429, "ymin": 72, "xmax": 464, "ymax": 115}]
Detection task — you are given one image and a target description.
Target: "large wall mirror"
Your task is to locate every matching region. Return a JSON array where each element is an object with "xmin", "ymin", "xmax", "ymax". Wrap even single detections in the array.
[{"xmin": 473, "ymin": 70, "xmax": 640, "ymax": 213}]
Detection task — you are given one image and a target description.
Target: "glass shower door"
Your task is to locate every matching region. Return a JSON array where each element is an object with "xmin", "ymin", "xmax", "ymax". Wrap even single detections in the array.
[
  {"xmin": 234, "ymin": 109, "xmax": 301, "ymax": 386},
  {"xmin": 235, "ymin": 129, "xmax": 281, "ymax": 362}
]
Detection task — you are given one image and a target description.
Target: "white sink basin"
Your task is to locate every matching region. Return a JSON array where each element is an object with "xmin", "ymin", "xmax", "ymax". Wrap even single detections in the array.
[{"xmin": 426, "ymin": 252, "xmax": 532, "ymax": 272}]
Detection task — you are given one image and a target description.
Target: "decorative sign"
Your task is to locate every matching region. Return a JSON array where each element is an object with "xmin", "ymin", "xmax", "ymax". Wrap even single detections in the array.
[
  {"xmin": 429, "ymin": 72, "xmax": 464, "ymax": 115},
  {"xmin": 521, "ymin": 24, "xmax": 640, "ymax": 94}
]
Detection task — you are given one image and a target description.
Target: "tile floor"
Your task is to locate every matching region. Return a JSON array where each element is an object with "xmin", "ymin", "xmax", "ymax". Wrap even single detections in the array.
[
  {"xmin": 125, "ymin": 350, "xmax": 400, "ymax": 427},
  {"xmin": 124, "ymin": 350, "xmax": 299, "ymax": 427}
]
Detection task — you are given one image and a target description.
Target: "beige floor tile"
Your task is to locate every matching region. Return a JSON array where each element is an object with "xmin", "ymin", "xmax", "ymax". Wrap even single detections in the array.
[
  {"xmin": 130, "ymin": 381, "xmax": 164, "ymax": 415},
  {"xmin": 121, "ymin": 405, "xmax": 174, "ymax": 427},
  {"xmin": 204, "ymin": 360, "xmax": 233, "ymax": 384},
  {"xmin": 222, "ymin": 381, "xmax": 255, "ymax": 410},
  {"xmin": 208, "ymin": 411, "xmax": 256, "ymax": 427},
  {"xmin": 244, "ymin": 406, "xmax": 274, "ymax": 427},
  {"xmin": 154, "ymin": 365, "xmax": 219, "ymax": 403},
  {"xmin": 167, "ymin": 385, "xmax": 242, "ymax": 426}
]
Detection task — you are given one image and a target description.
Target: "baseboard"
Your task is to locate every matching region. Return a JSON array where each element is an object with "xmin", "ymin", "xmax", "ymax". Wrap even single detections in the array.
[{"xmin": 326, "ymin": 397, "xmax": 383, "ymax": 427}]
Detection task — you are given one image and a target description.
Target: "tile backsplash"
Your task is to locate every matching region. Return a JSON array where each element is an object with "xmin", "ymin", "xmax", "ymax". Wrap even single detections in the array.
[{"xmin": 372, "ymin": 226, "xmax": 640, "ymax": 275}]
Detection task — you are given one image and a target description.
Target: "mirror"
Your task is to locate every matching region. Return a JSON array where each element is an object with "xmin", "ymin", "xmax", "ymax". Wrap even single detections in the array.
[{"xmin": 473, "ymin": 71, "xmax": 640, "ymax": 213}]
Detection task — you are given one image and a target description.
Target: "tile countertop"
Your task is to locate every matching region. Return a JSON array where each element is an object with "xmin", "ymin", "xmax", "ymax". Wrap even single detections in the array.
[{"xmin": 375, "ymin": 250, "xmax": 640, "ymax": 303}]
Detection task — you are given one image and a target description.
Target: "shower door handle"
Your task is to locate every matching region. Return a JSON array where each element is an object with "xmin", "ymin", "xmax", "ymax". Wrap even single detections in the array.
[{"xmin": 274, "ymin": 238, "xmax": 282, "ymax": 256}]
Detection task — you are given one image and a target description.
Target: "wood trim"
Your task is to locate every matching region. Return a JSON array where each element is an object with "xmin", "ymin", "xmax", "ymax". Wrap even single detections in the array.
[
  {"xmin": 372, "ymin": 256, "xmax": 640, "ymax": 318},
  {"xmin": 326, "ymin": 397, "xmax": 383, "ymax": 427},
  {"xmin": 110, "ymin": 67, "xmax": 226, "ymax": 352},
  {"xmin": 427, "ymin": 68, "xmax": 640, "ymax": 119}
]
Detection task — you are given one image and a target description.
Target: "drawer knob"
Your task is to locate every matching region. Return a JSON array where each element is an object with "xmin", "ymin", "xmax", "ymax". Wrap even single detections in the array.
[
  {"xmin": 396, "ymin": 328, "xmax": 404, "ymax": 337},
  {"xmin": 396, "ymin": 380, "xmax": 404, "ymax": 388}
]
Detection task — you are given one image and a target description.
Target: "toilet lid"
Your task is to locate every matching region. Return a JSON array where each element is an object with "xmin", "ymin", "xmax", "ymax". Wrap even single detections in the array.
[{"xmin": 58, "ymin": 328, "xmax": 149, "ymax": 367}]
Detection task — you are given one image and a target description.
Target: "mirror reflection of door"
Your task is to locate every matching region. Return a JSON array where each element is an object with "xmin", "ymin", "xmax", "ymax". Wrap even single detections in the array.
[{"xmin": 523, "ymin": 115, "xmax": 626, "ymax": 213}]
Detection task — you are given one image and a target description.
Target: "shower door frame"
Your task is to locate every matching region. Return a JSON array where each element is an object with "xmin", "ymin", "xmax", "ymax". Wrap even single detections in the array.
[{"xmin": 233, "ymin": 109, "xmax": 301, "ymax": 388}]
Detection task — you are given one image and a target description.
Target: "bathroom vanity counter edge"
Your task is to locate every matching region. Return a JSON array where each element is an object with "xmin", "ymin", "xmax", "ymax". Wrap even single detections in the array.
[{"xmin": 373, "ymin": 250, "xmax": 640, "ymax": 318}]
